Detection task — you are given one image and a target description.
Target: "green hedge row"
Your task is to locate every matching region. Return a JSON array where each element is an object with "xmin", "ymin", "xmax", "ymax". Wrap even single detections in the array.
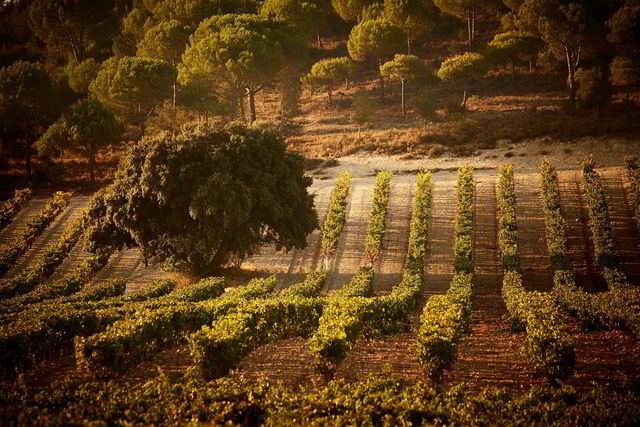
[
  {"xmin": 581, "ymin": 157, "xmax": 628, "ymax": 288},
  {"xmin": 189, "ymin": 295, "xmax": 325, "ymax": 380},
  {"xmin": 0, "ymin": 191, "xmax": 72, "ymax": 276},
  {"xmin": 417, "ymin": 167, "xmax": 472, "ymax": 379},
  {"xmin": 2, "ymin": 375, "xmax": 640, "ymax": 426},
  {"xmin": 0, "ymin": 188, "xmax": 32, "ymax": 231},
  {"xmin": 496, "ymin": 165, "xmax": 519, "ymax": 270},
  {"xmin": 76, "ymin": 277, "xmax": 270, "ymax": 373},
  {"xmin": 309, "ymin": 172, "xmax": 433, "ymax": 372},
  {"xmin": 539, "ymin": 160, "xmax": 570, "ymax": 269},
  {"xmin": 320, "ymin": 172, "xmax": 352, "ymax": 258},
  {"xmin": 625, "ymin": 156, "xmax": 640, "ymax": 236},
  {"xmin": 0, "ymin": 278, "xmax": 184, "ymax": 376},
  {"xmin": 454, "ymin": 165, "xmax": 474, "ymax": 273},
  {"xmin": 497, "ymin": 164, "xmax": 575, "ymax": 381},
  {"xmin": 0, "ymin": 212, "xmax": 86, "ymax": 300},
  {"xmin": 0, "ymin": 248, "xmax": 113, "ymax": 311},
  {"xmin": 364, "ymin": 171, "xmax": 392, "ymax": 264},
  {"xmin": 540, "ymin": 161, "xmax": 640, "ymax": 337}
]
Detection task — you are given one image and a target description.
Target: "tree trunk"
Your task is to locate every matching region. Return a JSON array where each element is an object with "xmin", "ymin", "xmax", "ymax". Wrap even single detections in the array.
[
  {"xmin": 378, "ymin": 60, "xmax": 385, "ymax": 100},
  {"xmin": 345, "ymin": 78, "xmax": 349, "ymax": 89},
  {"xmin": 25, "ymin": 144, "xmax": 31, "ymax": 179},
  {"xmin": 211, "ymin": 232, "xmax": 234, "ymax": 271},
  {"xmin": 467, "ymin": 8, "xmax": 473, "ymax": 48},
  {"xmin": 471, "ymin": 10, "xmax": 476, "ymax": 48},
  {"xmin": 461, "ymin": 89, "xmax": 468, "ymax": 108},
  {"xmin": 407, "ymin": 35, "xmax": 411, "ymax": 55},
  {"xmin": 89, "ymin": 140, "xmax": 96, "ymax": 183},
  {"xmin": 328, "ymin": 86, "xmax": 333, "ymax": 107},
  {"xmin": 401, "ymin": 80, "xmax": 406, "ymax": 115},
  {"xmin": 249, "ymin": 89, "xmax": 256, "ymax": 123},
  {"xmin": 358, "ymin": 125, "xmax": 361, "ymax": 140},
  {"xmin": 317, "ymin": 31, "xmax": 322, "ymax": 49},
  {"xmin": 239, "ymin": 93, "xmax": 246, "ymax": 122},
  {"xmin": 566, "ymin": 48, "xmax": 577, "ymax": 111}
]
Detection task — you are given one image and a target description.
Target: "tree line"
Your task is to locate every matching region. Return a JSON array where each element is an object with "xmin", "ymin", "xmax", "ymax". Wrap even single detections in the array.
[{"xmin": 0, "ymin": 0, "xmax": 638, "ymax": 182}]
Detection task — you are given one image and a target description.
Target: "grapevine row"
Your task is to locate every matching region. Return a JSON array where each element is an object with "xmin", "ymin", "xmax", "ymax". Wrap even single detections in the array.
[
  {"xmin": 0, "ymin": 188, "xmax": 32, "ymax": 231},
  {"xmin": 416, "ymin": 165, "xmax": 473, "ymax": 379},
  {"xmin": 539, "ymin": 160, "xmax": 640, "ymax": 338},
  {"xmin": 364, "ymin": 171, "xmax": 392, "ymax": 264},
  {"xmin": 497, "ymin": 164, "xmax": 575, "ymax": 381},
  {"xmin": 624, "ymin": 156, "xmax": 640, "ymax": 237},
  {"xmin": 0, "ymin": 191, "xmax": 72, "ymax": 276},
  {"xmin": 320, "ymin": 172, "xmax": 352, "ymax": 258},
  {"xmin": 581, "ymin": 157, "xmax": 629, "ymax": 289},
  {"xmin": 309, "ymin": 172, "xmax": 432, "ymax": 372},
  {"xmin": 0, "ymin": 211, "xmax": 86, "ymax": 299}
]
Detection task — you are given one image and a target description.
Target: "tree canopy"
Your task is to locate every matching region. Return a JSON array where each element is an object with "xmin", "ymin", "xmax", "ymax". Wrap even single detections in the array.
[
  {"xmin": 437, "ymin": 52, "xmax": 487, "ymax": 106},
  {"xmin": 433, "ymin": 0, "xmax": 496, "ymax": 47},
  {"xmin": 380, "ymin": 54, "xmax": 434, "ymax": 114},
  {"xmin": 332, "ymin": 0, "xmax": 377, "ymax": 22},
  {"xmin": 89, "ymin": 56, "xmax": 176, "ymax": 134},
  {"xmin": 260, "ymin": 0, "xmax": 323, "ymax": 44},
  {"xmin": 37, "ymin": 98, "xmax": 122, "ymax": 182},
  {"xmin": 84, "ymin": 121, "xmax": 318, "ymax": 276},
  {"xmin": 348, "ymin": 18, "xmax": 404, "ymax": 99},
  {"xmin": 383, "ymin": 0, "xmax": 439, "ymax": 53},
  {"xmin": 304, "ymin": 57, "xmax": 356, "ymax": 106},
  {"xmin": 179, "ymin": 14, "xmax": 306, "ymax": 122},
  {"xmin": 0, "ymin": 61, "xmax": 61, "ymax": 177}
]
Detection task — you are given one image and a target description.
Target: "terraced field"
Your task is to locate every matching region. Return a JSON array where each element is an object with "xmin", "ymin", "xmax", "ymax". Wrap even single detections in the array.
[{"xmin": 1, "ymin": 163, "xmax": 639, "ymax": 393}]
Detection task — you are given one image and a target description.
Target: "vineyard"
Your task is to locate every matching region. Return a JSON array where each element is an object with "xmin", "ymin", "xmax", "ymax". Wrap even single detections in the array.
[{"xmin": 1, "ymin": 159, "xmax": 640, "ymax": 424}]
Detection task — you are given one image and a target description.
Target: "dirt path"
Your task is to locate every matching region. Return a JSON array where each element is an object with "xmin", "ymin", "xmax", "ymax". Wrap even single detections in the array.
[
  {"xmin": 0, "ymin": 197, "xmax": 48, "ymax": 248},
  {"xmin": 332, "ymin": 172, "xmax": 458, "ymax": 383},
  {"xmin": 514, "ymin": 173, "xmax": 553, "ymax": 291},
  {"xmin": 326, "ymin": 177, "xmax": 373, "ymax": 291},
  {"xmin": 234, "ymin": 337, "xmax": 325, "ymax": 389},
  {"xmin": 599, "ymin": 168, "xmax": 640, "ymax": 285},
  {"xmin": 446, "ymin": 175, "xmax": 539, "ymax": 390},
  {"xmin": 422, "ymin": 172, "xmax": 457, "ymax": 299},
  {"xmin": 86, "ymin": 248, "xmax": 142, "ymax": 288},
  {"xmin": 5, "ymin": 196, "xmax": 90, "ymax": 278},
  {"xmin": 372, "ymin": 176, "xmax": 414, "ymax": 295},
  {"xmin": 557, "ymin": 170, "xmax": 606, "ymax": 292},
  {"xmin": 239, "ymin": 182, "xmax": 334, "ymax": 289}
]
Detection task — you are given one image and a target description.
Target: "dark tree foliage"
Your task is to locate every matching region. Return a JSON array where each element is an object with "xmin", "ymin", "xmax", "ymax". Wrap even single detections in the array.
[
  {"xmin": 28, "ymin": 0, "xmax": 123, "ymax": 62},
  {"xmin": 0, "ymin": 61, "xmax": 62, "ymax": 178},
  {"xmin": 85, "ymin": 121, "xmax": 318, "ymax": 276}
]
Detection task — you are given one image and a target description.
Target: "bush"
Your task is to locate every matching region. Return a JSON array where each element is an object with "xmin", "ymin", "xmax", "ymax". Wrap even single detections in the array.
[
  {"xmin": 0, "ymin": 189, "xmax": 32, "ymax": 232},
  {"xmin": 575, "ymin": 68, "xmax": 612, "ymax": 116}
]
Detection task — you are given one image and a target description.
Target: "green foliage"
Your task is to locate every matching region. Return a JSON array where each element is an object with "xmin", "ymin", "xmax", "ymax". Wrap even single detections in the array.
[
  {"xmin": 332, "ymin": 0, "xmax": 378, "ymax": 21},
  {"xmin": 189, "ymin": 291, "xmax": 325, "ymax": 379},
  {"xmin": 0, "ymin": 212, "xmax": 85, "ymax": 300},
  {"xmin": 85, "ymin": 122, "xmax": 317, "ymax": 277},
  {"xmin": 38, "ymin": 98, "xmax": 123, "ymax": 182},
  {"xmin": 28, "ymin": 0, "xmax": 120, "ymax": 61},
  {"xmin": 351, "ymin": 89, "xmax": 375, "ymax": 133},
  {"xmin": 496, "ymin": 165, "xmax": 520, "ymax": 270},
  {"xmin": 433, "ymin": 0, "xmax": 496, "ymax": 20},
  {"xmin": 625, "ymin": 156, "xmax": 640, "ymax": 233},
  {"xmin": 539, "ymin": 159, "xmax": 570, "ymax": 269},
  {"xmin": 417, "ymin": 273, "xmax": 473, "ymax": 378},
  {"xmin": 487, "ymin": 31, "xmax": 542, "ymax": 68},
  {"xmin": 417, "ymin": 166, "xmax": 472, "ymax": 379},
  {"xmin": 3, "ymin": 375, "xmax": 640, "ymax": 425},
  {"xmin": 581, "ymin": 157, "xmax": 628, "ymax": 288},
  {"xmin": 365, "ymin": 171, "xmax": 392, "ymax": 264},
  {"xmin": 497, "ymin": 162, "xmax": 575, "ymax": 381},
  {"xmin": 347, "ymin": 18, "xmax": 404, "ymax": 64},
  {"xmin": 437, "ymin": 52, "xmax": 487, "ymax": 82},
  {"xmin": 0, "ymin": 192, "xmax": 71, "ymax": 277},
  {"xmin": 454, "ymin": 165, "xmax": 474, "ymax": 273},
  {"xmin": 383, "ymin": 0, "xmax": 438, "ymax": 51},
  {"xmin": 304, "ymin": 57, "xmax": 355, "ymax": 106},
  {"xmin": 281, "ymin": 271, "xmax": 328, "ymax": 297},
  {"xmin": 260, "ymin": 0, "xmax": 322, "ymax": 42},
  {"xmin": 380, "ymin": 53, "xmax": 434, "ymax": 84},
  {"xmin": 179, "ymin": 14, "xmax": 306, "ymax": 121},
  {"xmin": 607, "ymin": 1, "xmax": 640, "ymax": 46},
  {"xmin": 89, "ymin": 56, "xmax": 176, "ymax": 132},
  {"xmin": 502, "ymin": 271, "xmax": 575, "ymax": 380},
  {"xmin": 406, "ymin": 171, "xmax": 433, "ymax": 265},
  {"xmin": 321, "ymin": 172, "xmax": 352, "ymax": 258},
  {"xmin": 611, "ymin": 56, "xmax": 640, "ymax": 96},
  {"xmin": 65, "ymin": 58, "xmax": 100, "ymax": 94},
  {"xmin": 150, "ymin": 0, "xmax": 259, "ymax": 26},
  {"xmin": 137, "ymin": 19, "xmax": 190, "ymax": 65},
  {"xmin": 77, "ymin": 277, "xmax": 269, "ymax": 373},
  {"xmin": 0, "ymin": 189, "xmax": 32, "ymax": 232},
  {"xmin": 575, "ymin": 67, "xmax": 612, "ymax": 115}
]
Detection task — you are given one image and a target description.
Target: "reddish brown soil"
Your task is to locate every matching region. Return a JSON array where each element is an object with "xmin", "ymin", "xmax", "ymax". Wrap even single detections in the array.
[
  {"xmin": 445, "ymin": 175, "xmax": 539, "ymax": 391},
  {"xmin": 514, "ymin": 172, "xmax": 554, "ymax": 291},
  {"xmin": 600, "ymin": 168, "xmax": 640, "ymax": 286},
  {"xmin": 557, "ymin": 170, "xmax": 607, "ymax": 292}
]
